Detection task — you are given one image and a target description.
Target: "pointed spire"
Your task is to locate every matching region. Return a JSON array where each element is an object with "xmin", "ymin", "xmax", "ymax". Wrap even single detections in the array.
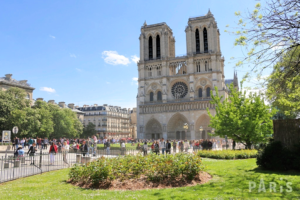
[
  {"xmin": 207, "ymin": 9, "xmax": 212, "ymax": 16},
  {"xmin": 143, "ymin": 21, "xmax": 147, "ymax": 26}
]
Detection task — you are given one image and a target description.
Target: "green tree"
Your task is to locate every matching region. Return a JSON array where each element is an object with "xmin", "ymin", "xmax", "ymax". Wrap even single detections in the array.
[
  {"xmin": 81, "ymin": 122, "xmax": 96, "ymax": 138},
  {"xmin": 49, "ymin": 104, "xmax": 83, "ymax": 139},
  {"xmin": 33, "ymin": 100, "xmax": 54, "ymax": 138},
  {"xmin": 266, "ymin": 47, "xmax": 300, "ymax": 118},
  {"xmin": 207, "ymin": 84, "xmax": 276, "ymax": 149},
  {"xmin": 0, "ymin": 87, "xmax": 31, "ymax": 132}
]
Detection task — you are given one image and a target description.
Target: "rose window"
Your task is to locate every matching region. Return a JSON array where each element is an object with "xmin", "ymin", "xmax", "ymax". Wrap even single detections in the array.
[{"xmin": 171, "ymin": 82, "xmax": 188, "ymax": 98}]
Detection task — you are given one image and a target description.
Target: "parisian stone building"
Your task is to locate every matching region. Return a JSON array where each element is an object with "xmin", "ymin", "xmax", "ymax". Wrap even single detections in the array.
[
  {"xmin": 77, "ymin": 104, "xmax": 131, "ymax": 139},
  {"xmin": 137, "ymin": 10, "xmax": 238, "ymax": 140},
  {"xmin": 0, "ymin": 74, "xmax": 35, "ymax": 102}
]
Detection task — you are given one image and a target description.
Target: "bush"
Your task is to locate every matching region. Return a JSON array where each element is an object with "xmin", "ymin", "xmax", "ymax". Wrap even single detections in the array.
[
  {"xmin": 197, "ymin": 149, "xmax": 257, "ymax": 160},
  {"xmin": 256, "ymin": 141, "xmax": 300, "ymax": 171},
  {"xmin": 69, "ymin": 153, "xmax": 204, "ymax": 186}
]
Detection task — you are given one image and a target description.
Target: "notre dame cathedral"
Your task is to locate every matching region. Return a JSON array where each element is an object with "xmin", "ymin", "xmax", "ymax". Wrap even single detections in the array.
[{"xmin": 136, "ymin": 10, "xmax": 238, "ymax": 140}]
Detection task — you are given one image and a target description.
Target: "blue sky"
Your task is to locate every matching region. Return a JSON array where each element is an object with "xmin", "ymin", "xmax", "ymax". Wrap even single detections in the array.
[{"xmin": 0, "ymin": 0, "xmax": 267, "ymax": 109}]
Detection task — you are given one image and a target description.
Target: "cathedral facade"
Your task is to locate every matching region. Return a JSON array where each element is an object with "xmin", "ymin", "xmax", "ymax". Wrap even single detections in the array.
[{"xmin": 136, "ymin": 11, "xmax": 237, "ymax": 140}]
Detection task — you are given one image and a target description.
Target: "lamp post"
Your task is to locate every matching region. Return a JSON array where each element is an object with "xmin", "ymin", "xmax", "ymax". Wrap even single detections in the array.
[
  {"xmin": 183, "ymin": 123, "xmax": 188, "ymax": 140},
  {"xmin": 199, "ymin": 126, "xmax": 203, "ymax": 139}
]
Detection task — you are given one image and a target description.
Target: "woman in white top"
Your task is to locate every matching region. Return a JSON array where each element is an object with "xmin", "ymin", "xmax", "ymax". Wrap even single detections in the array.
[{"xmin": 62, "ymin": 141, "xmax": 69, "ymax": 164}]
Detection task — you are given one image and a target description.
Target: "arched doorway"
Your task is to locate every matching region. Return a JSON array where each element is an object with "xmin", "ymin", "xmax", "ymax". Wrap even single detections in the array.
[
  {"xmin": 195, "ymin": 114, "xmax": 211, "ymax": 139},
  {"xmin": 167, "ymin": 113, "xmax": 189, "ymax": 140},
  {"xmin": 145, "ymin": 118, "xmax": 162, "ymax": 139}
]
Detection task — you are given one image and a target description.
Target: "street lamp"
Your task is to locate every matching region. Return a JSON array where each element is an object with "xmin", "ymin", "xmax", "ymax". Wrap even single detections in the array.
[
  {"xmin": 183, "ymin": 123, "xmax": 188, "ymax": 140},
  {"xmin": 199, "ymin": 126, "xmax": 203, "ymax": 139}
]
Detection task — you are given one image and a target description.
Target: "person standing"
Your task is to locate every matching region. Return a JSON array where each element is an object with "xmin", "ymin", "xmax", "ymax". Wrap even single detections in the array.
[
  {"xmin": 80, "ymin": 140, "xmax": 88, "ymax": 157},
  {"xmin": 172, "ymin": 140, "xmax": 177, "ymax": 154},
  {"xmin": 160, "ymin": 138, "xmax": 166, "ymax": 154},
  {"xmin": 27, "ymin": 143, "xmax": 37, "ymax": 165},
  {"xmin": 49, "ymin": 142, "xmax": 58, "ymax": 165},
  {"xmin": 184, "ymin": 140, "xmax": 189, "ymax": 152},
  {"xmin": 143, "ymin": 142, "xmax": 148, "ymax": 156},
  {"xmin": 154, "ymin": 141, "xmax": 160, "ymax": 155},
  {"xmin": 14, "ymin": 137, "xmax": 19, "ymax": 149},
  {"xmin": 166, "ymin": 140, "xmax": 171, "ymax": 154},
  {"xmin": 105, "ymin": 140, "xmax": 110, "ymax": 155},
  {"xmin": 62, "ymin": 141, "xmax": 69, "ymax": 164},
  {"xmin": 28, "ymin": 137, "xmax": 33, "ymax": 148},
  {"xmin": 232, "ymin": 140, "xmax": 236, "ymax": 150},
  {"xmin": 20, "ymin": 138, "xmax": 25, "ymax": 149},
  {"xmin": 44, "ymin": 138, "xmax": 49, "ymax": 150}
]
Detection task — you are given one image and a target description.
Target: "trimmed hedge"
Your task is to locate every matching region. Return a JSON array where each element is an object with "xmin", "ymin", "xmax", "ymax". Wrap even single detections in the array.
[
  {"xmin": 197, "ymin": 150, "xmax": 258, "ymax": 159},
  {"xmin": 256, "ymin": 141, "xmax": 300, "ymax": 171},
  {"xmin": 69, "ymin": 153, "xmax": 204, "ymax": 186}
]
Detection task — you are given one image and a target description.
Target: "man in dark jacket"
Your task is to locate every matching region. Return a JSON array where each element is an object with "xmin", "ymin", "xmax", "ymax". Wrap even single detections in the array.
[
  {"xmin": 166, "ymin": 140, "xmax": 171, "ymax": 154},
  {"xmin": 80, "ymin": 140, "xmax": 88, "ymax": 156}
]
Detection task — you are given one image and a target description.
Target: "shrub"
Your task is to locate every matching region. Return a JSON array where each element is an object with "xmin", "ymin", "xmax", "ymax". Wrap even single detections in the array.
[
  {"xmin": 69, "ymin": 153, "xmax": 204, "ymax": 186},
  {"xmin": 197, "ymin": 149, "xmax": 257, "ymax": 160},
  {"xmin": 256, "ymin": 141, "xmax": 300, "ymax": 171}
]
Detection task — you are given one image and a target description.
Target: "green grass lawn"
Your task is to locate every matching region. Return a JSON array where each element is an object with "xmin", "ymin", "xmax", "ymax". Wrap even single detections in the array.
[{"xmin": 0, "ymin": 158, "xmax": 299, "ymax": 199}]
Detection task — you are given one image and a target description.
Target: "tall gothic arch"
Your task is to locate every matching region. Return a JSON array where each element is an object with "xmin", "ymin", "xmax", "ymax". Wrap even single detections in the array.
[
  {"xmin": 167, "ymin": 113, "xmax": 189, "ymax": 140},
  {"xmin": 145, "ymin": 118, "xmax": 162, "ymax": 139},
  {"xmin": 195, "ymin": 114, "xmax": 211, "ymax": 139}
]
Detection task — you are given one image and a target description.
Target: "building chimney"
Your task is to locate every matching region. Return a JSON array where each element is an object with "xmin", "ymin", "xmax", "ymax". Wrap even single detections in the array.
[
  {"xmin": 68, "ymin": 103, "xmax": 75, "ymax": 109},
  {"xmin": 75, "ymin": 105, "xmax": 79, "ymax": 108},
  {"xmin": 19, "ymin": 80, "xmax": 28, "ymax": 85},
  {"xmin": 58, "ymin": 102, "xmax": 66, "ymax": 108},
  {"xmin": 36, "ymin": 98, "xmax": 44, "ymax": 101},
  {"xmin": 94, "ymin": 104, "xmax": 98, "ymax": 107},
  {"xmin": 103, "ymin": 104, "xmax": 108, "ymax": 106},
  {"xmin": 48, "ymin": 100, "xmax": 55, "ymax": 104},
  {"xmin": 5, "ymin": 74, "xmax": 12, "ymax": 81}
]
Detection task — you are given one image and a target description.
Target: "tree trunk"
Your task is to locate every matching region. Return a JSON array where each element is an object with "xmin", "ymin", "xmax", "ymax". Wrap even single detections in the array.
[{"xmin": 245, "ymin": 142, "xmax": 252, "ymax": 149}]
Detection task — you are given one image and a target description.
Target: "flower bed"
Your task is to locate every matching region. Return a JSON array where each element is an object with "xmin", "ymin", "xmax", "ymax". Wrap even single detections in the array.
[
  {"xmin": 68, "ymin": 153, "xmax": 206, "ymax": 189},
  {"xmin": 197, "ymin": 150, "xmax": 257, "ymax": 159}
]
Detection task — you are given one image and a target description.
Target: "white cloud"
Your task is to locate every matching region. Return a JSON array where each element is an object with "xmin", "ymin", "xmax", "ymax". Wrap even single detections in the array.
[
  {"xmin": 132, "ymin": 77, "xmax": 138, "ymax": 85},
  {"xmin": 70, "ymin": 53, "xmax": 76, "ymax": 58},
  {"xmin": 76, "ymin": 68, "xmax": 82, "ymax": 72},
  {"xmin": 271, "ymin": 41, "xmax": 285, "ymax": 51},
  {"xmin": 49, "ymin": 35, "xmax": 56, "ymax": 39},
  {"xmin": 40, "ymin": 87, "xmax": 56, "ymax": 93},
  {"xmin": 102, "ymin": 51, "xmax": 130, "ymax": 65},
  {"xmin": 131, "ymin": 55, "xmax": 140, "ymax": 64},
  {"xmin": 106, "ymin": 82, "xmax": 110, "ymax": 84}
]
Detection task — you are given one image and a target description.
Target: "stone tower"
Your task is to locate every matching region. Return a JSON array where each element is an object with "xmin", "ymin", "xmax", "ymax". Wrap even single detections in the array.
[{"xmin": 136, "ymin": 10, "xmax": 232, "ymax": 140}]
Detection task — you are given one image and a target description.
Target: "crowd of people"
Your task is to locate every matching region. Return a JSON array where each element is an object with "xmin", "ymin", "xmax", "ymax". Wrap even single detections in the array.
[{"xmin": 10, "ymin": 135, "xmax": 239, "ymax": 166}]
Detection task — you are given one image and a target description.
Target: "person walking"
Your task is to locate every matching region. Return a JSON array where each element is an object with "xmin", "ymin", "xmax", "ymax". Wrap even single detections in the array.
[
  {"xmin": 62, "ymin": 141, "xmax": 69, "ymax": 164},
  {"xmin": 44, "ymin": 138, "xmax": 49, "ymax": 150},
  {"xmin": 184, "ymin": 140, "xmax": 189, "ymax": 152},
  {"xmin": 49, "ymin": 142, "xmax": 58, "ymax": 165},
  {"xmin": 20, "ymin": 138, "xmax": 25, "ymax": 149},
  {"xmin": 143, "ymin": 142, "xmax": 148, "ymax": 156},
  {"xmin": 28, "ymin": 137, "xmax": 33, "ymax": 148},
  {"xmin": 27, "ymin": 143, "xmax": 37, "ymax": 165}
]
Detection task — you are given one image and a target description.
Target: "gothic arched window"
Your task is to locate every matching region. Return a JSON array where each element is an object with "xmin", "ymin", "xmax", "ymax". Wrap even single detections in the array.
[
  {"xmin": 205, "ymin": 61, "xmax": 208, "ymax": 71},
  {"xmin": 203, "ymin": 28, "xmax": 208, "ymax": 53},
  {"xmin": 150, "ymin": 92, "xmax": 154, "ymax": 101},
  {"xmin": 157, "ymin": 91, "xmax": 162, "ymax": 101},
  {"xmin": 156, "ymin": 35, "xmax": 161, "ymax": 59},
  {"xmin": 195, "ymin": 29, "xmax": 200, "ymax": 53},
  {"xmin": 149, "ymin": 36, "xmax": 153, "ymax": 60},
  {"xmin": 198, "ymin": 88, "xmax": 202, "ymax": 98},
  {"xmin": 206, "ymin": 87, "xmax": 211, "ymax": 97}
]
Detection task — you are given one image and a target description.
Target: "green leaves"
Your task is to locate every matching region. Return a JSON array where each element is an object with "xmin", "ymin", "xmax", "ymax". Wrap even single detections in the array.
[{"xmin": 207, "ymin": 83, "xmax": 275, "ymax": 148}]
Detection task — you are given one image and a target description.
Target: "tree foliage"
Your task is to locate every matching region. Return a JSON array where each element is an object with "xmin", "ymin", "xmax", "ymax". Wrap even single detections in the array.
[
  {"xmin": 266, "ymin": 46, "xmax": 300, "ymax": 118},
  {"xmin": 229, "ymin": 0, "xmax": 300, "ymax": 87},
  {"xmin": 81, "ymin": 122, "xmax": 97, "ymax": 138},
  {"xmin": 207, "ymin": 84, "xmax": 276, "ymax": 149},
  {"xmin": 0, "ymin": 87, "xmax": 83, "ymax": 139},
  {"xmin": 0, "ymin": 87, "xmax": 31, "ymax": 132}
]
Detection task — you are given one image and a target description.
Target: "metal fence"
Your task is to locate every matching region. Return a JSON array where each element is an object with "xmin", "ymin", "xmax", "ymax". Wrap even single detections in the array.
[{"xmin": 0, "ymin": 144, "xmax": 245, "ymax": 183}]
